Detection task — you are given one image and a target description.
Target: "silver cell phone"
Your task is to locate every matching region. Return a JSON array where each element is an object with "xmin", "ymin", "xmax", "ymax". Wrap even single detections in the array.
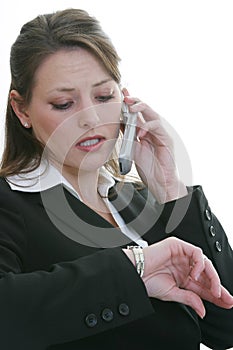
[{"xmin": 119, "ymin": 102, "xmax": 138, "ymax": 175}]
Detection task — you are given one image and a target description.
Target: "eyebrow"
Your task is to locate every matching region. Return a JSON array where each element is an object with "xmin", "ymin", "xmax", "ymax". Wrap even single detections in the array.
[
  {"xmin": 92, "ymin": 78, "xmax": 113, "ymax": 87},
  {"xmin": 48, "ymin": 78, "xmax": 113, "ymax": 94}
]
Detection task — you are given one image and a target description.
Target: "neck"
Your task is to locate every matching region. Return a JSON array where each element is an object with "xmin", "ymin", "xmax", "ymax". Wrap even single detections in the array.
[
  {"xmin": 59, "ymin": 164, "xmax": 100, "ymax": 203},
  {"xmin": 53, "ymin": 160, "xmax": 102, "ymax": 204},
  {"xmin": 51, "ymin": 160, "xmax": 118, "ymax": 227}
]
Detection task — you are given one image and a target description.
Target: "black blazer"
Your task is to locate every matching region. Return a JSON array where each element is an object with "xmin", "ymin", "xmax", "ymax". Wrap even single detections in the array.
[{"xmin": 0, "ymin": 177, "xmax": 232, "ymax": 350}]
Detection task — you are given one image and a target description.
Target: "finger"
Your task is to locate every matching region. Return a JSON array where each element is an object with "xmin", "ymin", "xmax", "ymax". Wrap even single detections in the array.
[
  {"xmin": 130, "ymin": 101, "xmax": 160, "ymax": 122},
  {"xmin": 136, "ymin": 119, "xmax": 174, "ymax": 151},
  {"xmin": 122, "ymin": 94, "xmax": 160, "ymax": 122},
  {"xmin": 167, "ymin": 238, "xmax": 205, "ymax": 281},
  {"xmin": 185, "ymin": 277, "xmax": 220, "ymax": 304},
  {"xmin": 179, "ymin": 244, "xmax": 205, "ymax": 282},
  {"xmin": 121, "ymin": 89, "xmax": 142, "ymax": 110},
  {"xmin": 123, "ymin": 95, "xmax": 141, "ymax": 107},
  {"xmin": 184, "ymin": 277, "xmax": 233, "ymax": 309},
  {"xmin": 122, "ymin": 87, "xmax": 130, "ymax": 97},
  {"xmin": 202, "ymin": 257, "xmax": 221, "ymax": 298},
  {"xmin": 165, "ymin": 287, "xmax": 206, "ymax": 319},
  {"xmin": 136, "ymin": 120, "xmax": 164, "ymax": 140},
  {"xmin": 192, "ymin": 256, "xmax": 222, "ymax": 298},
  {"xmin": 219, "ymin": 285, "xmax": 233, "ymax": 307}
]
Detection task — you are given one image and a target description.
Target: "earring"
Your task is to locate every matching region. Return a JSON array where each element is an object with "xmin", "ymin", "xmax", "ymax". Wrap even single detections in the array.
[{"xmin": 24, "ymin": 122, "xmax": 29, "ymax": 128}]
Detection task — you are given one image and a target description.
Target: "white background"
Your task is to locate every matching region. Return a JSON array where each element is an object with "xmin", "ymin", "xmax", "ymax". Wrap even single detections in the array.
[{"xmin": 0, "ymin": 1, "xmax": 232, "ymax": 349}]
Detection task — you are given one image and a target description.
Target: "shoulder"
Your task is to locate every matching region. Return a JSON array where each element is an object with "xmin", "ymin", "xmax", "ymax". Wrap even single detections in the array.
[
  {"xmin": 0, "ymin": 177, "xmax": 10, "ymax": 189},
  {"xmin": 0, "ymin": 177, "xmax": 37, "ymax": 212},
  {"xmin": 0, "ymin": 177, "xmax": 15, "ymax": 199},
  {"xmin": 0, "ymin": 177, "xmax": 22, "ymax": 213}
]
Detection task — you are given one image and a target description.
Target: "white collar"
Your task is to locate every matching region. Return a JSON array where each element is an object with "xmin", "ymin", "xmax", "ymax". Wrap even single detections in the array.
[
  {"xmin": 6, "ymin": 161, "xmax": 115, "ymax": 199},
  {"xmin": 6, "ymin": 161, "xmax": 149, "ymax": 248}
]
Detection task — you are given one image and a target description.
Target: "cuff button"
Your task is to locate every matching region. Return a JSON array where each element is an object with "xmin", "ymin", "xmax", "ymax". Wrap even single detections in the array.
[
  {"xmin": 205, "ymin": 209, "xmax": 212, "ymax": 221},
  {"xmin": 118, "ymin": 303, "xmax": 130, "ymax": 316},
  {"xmin": 101, "ymin": 308, "xmax": 114, "ymax": 322},
  {"xmin": 215, "ymin": 241, "xmax": 222, "ymax": 252},
  {"xmin": 209, "ymin": 225, "xmax": 216, "ymax": 237},
  {"xmin": 85, "ymin": 313, "xmax": 98, "ymax": 328}
]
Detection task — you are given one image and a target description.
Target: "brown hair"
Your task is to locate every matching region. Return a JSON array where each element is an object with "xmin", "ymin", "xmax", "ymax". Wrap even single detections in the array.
[{"xmin": 0, "ymin": 8, "xmax": 122, "ymax": 177}]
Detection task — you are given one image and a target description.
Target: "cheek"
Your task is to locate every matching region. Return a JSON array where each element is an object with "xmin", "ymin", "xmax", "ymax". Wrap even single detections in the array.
[
  {"xmin": 97, "ymin": 102, "xmax": 121, "ymax": 124},
  {"xmin": 32, "ymin": 117, "xmax": 74, "ymax": 163},
  {"xmin": 100, "ymin": 105, "xmax": 121, "ymax": 139},
  {"xmin": 109, "ymin": 123, "xmax": 120, "ymax": 140},
  {"xmin": 39, "ymin": 115, "xmax": 83, "ymax": 160},
  {"xmin": 28, "ymin": 104, "xmax": 58, "ymax": 140}
]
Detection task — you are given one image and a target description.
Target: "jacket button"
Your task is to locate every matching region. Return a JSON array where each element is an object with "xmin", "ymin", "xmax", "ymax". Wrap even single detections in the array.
[
  {"xmin": 118, "ymin": 303, "xmax": 130, "ymax": 316},
  {"xmin": 85, "ymin": 313, "xmax": 98, "ymax": 328},
  {"xmin": 209, "ymin": 225, "xmax": 216, "ymax": 237},
  {"xmin": 215, "ymin": 241, "xmax": 222, "ymax": 252},
  {"xmin": 205, "ymin": 209, "xmax": 212, "ymax": 221},
  {"xmin": 101, "ymin": 308, "xmax": 114, "ymax": 322}
]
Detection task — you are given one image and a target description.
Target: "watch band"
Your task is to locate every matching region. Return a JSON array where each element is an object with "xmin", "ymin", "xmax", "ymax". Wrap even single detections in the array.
[{"xmin": 127, "ymin": 245, "xmax": 145, "ymax": 277}]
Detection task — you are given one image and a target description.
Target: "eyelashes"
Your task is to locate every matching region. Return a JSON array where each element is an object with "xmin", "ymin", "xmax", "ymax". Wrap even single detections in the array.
[
  {"xmin": 51, "ymin": 94, "xmax": 115, "ymax": 111},
  {"xmin": 52, "ymin": 101, "xmax": 73, "ymax": 110},
  {"xmin": 96, "ymin": 95, "xmax": 114, "ymax": 103}
]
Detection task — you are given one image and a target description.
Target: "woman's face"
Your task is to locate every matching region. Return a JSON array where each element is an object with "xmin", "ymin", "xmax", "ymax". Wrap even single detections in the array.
[{"xmin": 22, "ymin": 48, "xmax": 122, "ymax": 171}]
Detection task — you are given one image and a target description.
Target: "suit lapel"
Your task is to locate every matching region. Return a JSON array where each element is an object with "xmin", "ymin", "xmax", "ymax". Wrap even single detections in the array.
[
  {"xmin": 109, "ymin": 182, "xmax": 164, "ymax": 242},
  {"xmin": 38, "ymin": 182, "xmax": 164, "ymax": 248},
  {"xmin": 39, "ymin": 185, "xmax": 132, "ymax": 248}
]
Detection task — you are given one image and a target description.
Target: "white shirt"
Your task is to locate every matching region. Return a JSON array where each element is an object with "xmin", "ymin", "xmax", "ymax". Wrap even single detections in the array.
[{"xmin": 7, "ymin": 161, "xmax": 148, "ymax": 247}]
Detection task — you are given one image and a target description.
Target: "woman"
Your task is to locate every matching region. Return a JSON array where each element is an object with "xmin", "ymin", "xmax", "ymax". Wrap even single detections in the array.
[{"xmin": 0, "ymin": 8, "xmax": 232, "ymax": 350}]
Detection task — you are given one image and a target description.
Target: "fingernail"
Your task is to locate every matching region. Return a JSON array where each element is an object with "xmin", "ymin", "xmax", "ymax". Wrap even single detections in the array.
[
  {"xmin": 194, "ymin": 272, "xmax": 200, "ymax": 281},
  {"xmin": 130, "ymin": 103, "xmax": 138, "ymax": 110},
  {"xmin": 122, "ymin": 87, "xmax": 130, "ymax": 96},
  {"xmin": 137, "ymin": 130, "xmax": 143, "ymax": 138},
  {"xmin": 199, "ymin": 310, "xmax": 206, "ymax": 319}
]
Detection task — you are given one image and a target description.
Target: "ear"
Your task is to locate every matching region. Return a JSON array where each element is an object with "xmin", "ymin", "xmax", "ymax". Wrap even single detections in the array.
[{"xmin": 10, "ymin": 90, "xmax": 31, "ymax": 129}]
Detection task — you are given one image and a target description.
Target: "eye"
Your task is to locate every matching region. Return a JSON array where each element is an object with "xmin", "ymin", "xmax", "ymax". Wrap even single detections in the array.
[
  {"xmin": 96, "ymin": 95, "xmax": 114, "ymax": 103},
  {"xmin": 51, "ymin": 101, "xmax": 74, "ymax": 110}
]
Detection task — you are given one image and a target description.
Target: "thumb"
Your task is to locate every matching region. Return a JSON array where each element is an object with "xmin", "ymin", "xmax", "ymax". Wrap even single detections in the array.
[{"xmin": 164, "ymin": 288, "xmax": 206, "ymax": 319}]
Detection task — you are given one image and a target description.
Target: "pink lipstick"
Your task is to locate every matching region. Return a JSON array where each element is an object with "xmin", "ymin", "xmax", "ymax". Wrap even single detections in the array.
[{"xmin": 75, "ymin": 135, "xmax": 106, "ymax": 152}]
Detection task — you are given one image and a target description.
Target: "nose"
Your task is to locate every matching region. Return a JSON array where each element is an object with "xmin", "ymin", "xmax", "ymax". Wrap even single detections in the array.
[{"xmin": 78, "ymin": 104, "xmax": 100, "ymax": 129}]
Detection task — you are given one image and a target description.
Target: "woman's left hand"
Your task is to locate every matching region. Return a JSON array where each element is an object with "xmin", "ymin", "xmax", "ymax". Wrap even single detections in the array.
[{"xmin": 123, "ymin": 90, "xmax": 188, "ymax": 203}]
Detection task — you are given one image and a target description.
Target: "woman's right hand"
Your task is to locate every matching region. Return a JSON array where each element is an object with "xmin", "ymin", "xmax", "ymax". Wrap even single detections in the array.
[{"xmin": 124, "ymin": 237, "xmax": 233, "ymax": 318}]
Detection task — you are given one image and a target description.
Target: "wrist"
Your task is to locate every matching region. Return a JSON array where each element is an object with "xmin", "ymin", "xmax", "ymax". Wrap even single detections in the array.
[
  {"xmin": 164, "ymin": 181, "xmax": 188, "ymax": 202},
  {"xmin": 151, "ymin": 180, "xmax": 188, "ymax": 204}
]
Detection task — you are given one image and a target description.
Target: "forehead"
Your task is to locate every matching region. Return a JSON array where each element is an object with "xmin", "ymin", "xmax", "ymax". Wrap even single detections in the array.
[{"xmin": 34, "ymin": 48, "xmax": 110, "ymax": 89}]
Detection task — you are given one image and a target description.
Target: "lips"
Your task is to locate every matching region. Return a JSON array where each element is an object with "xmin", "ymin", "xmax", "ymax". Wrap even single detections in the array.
[{"xmin": 75, "ymin": 135, "xmax": 106, "ymax": 152}]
